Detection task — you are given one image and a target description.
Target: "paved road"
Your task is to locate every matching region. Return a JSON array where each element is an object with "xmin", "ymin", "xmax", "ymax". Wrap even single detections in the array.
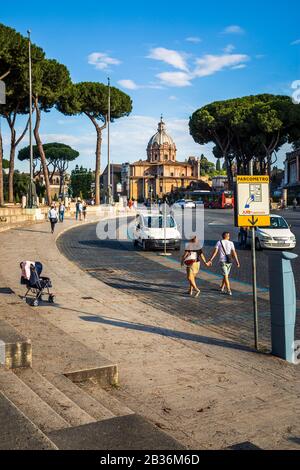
[{"xmin": 58, "ymin": 209, "xmax": 300, "ymax": 350}]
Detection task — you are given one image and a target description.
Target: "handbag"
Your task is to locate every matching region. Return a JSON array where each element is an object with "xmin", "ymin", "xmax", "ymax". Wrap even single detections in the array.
[
  {"xmin": 184, "ymin": 251, "xmax": 197, "ymax": 267},
  {"xmin": 184, "ymin": 259, "xmax": 195, "ymax": 267},
  {"xmin": 220, "ymin": 241, "xmax": 232, "ymax": 264}
]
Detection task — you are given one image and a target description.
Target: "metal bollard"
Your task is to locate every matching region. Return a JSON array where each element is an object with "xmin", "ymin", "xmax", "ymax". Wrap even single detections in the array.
[{"xmin": 268, "ymin": 251, "xmax": 298, "ymax": 363}]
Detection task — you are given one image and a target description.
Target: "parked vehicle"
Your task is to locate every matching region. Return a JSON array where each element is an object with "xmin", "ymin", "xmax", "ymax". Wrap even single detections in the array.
[
  {"xmin": 133, "ymin": 213, "xmax": 181, "ymax": 251},
  {"xmin": 239, "ymin": 214, "xmax": 296, "ymax": 250},
  {"xmin": 172, "ymin": 199, "xmax": 196, "ymax": 209},
  {"xmin": 193, "ymin": 191, "xmax": 234, "ymax": 209}
]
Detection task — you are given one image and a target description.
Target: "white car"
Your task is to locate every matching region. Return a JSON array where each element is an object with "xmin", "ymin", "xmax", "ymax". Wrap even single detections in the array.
[
  {"xmin": 172, "ymin": 199, "xmax": 196, "ymax": 209},
  {"xmin": 240, "ymin": 214, "xmax": 296, "ymax": 250},
  {"xmin": 133, "ymin": 213, "xmax": 182, "ymax": 251}
]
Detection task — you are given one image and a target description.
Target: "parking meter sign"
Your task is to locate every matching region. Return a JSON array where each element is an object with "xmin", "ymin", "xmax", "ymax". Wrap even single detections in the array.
[{"xmin": 236, "ymin": 175, "xmax": 270, "ymax": 227}]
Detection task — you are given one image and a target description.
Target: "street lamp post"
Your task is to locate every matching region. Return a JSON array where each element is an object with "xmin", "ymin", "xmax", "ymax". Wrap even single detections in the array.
[{"xmin": 107, "ymin": 77, "xmax": 111, "ymax": 205}]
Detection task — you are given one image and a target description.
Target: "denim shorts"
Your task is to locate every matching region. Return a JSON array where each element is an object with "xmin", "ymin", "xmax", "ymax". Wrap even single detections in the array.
[{"xmin": 221, "ymin": 262, "xmax": 232, "ymax": 276}]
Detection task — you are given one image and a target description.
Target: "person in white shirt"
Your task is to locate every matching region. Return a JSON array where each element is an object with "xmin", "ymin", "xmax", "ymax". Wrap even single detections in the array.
[
  {"xmin": 208, "ymin": 232, "xmax": 240, "ymax": 296},
  {"xmin": 48, "ymin": 205, "xmax": 58, "ymax": 234}
]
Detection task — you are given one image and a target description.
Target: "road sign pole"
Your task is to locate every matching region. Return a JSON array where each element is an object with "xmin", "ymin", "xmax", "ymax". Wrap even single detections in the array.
[
  {"xmin": 251, "ymin": 225, "xmax": 259, "ymax": 350},
  {"xmin": 249, "ymin": 161, "xmax": 259, "ymax": 350},
  {"xmin": 236, "ymin": 172, "xmax": 270, "ymax": 351}
]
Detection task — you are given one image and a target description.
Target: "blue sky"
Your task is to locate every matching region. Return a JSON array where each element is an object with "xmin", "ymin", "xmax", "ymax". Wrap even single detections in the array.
[{"xmin": 1, "ymin": 0, "xmax": 300, "ymax": 171}]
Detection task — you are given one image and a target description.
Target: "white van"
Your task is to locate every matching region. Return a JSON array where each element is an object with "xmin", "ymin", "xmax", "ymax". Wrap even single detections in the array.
[
  {"xmin": 133, "ymin": 213, "xmax": 182, "ymax": 251},
  {"xmin": 239, "ymin": 214, "xmax": 296, "ymax": 250}
]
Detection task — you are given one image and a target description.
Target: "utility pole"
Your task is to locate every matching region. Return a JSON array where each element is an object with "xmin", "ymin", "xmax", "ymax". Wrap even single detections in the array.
[{"xmin": 107, "ymin": 77, "xmax": 111, "ymax": 205}]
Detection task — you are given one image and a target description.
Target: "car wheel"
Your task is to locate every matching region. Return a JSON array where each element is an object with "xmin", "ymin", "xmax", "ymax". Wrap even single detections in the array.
[{"xmin": 255, "ymin": 238, "xmax": 262, "ymax": 251}]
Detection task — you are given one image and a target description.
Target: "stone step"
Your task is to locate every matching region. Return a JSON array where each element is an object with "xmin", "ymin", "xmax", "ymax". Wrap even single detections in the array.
[
  {"xmin": 47, "ymin": 373, "xmax": 115, "ymax": 422},
  {"xmin": 78, "ymin": 378, "xmax": 134, "ymax": 418},
  {"xmin": 14, "ymin": 368, "xmax": 96, "ymax": 428},
  {"xmin": 0, "ymin": 368, "xmax": 69, "ymax": 433},
  {"xmin": 48, "ymin": 414, "xmax": 184, "ymax": 450},
  {"xmin": 0, "ymin": 319, "xmax": 32, "ymax": 369},
  {"xmin": 0, "ymin": 392, "xmax": 57, "ymax": 450}
]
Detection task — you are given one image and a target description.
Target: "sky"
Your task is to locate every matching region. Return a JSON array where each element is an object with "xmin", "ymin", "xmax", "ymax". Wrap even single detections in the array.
[{"xmin": 1, "ymin": 0, "xmax": 300, "ymax": 172}]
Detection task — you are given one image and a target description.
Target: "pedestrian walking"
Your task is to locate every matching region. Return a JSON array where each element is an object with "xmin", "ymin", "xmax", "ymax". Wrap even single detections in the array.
[
  {"xmin": 239, "ymin": 226, "xmax": 248, "ymax": 249},
  {"xmin": 181, "ymin": 236, "xmax": 209, "ymax": 298},
  {"xmin": 78, "ymin": 200, "xmax": 83, "ymax": 220},
  {"xmin": 59, "ymin": 202, "xmax": 65, "ymax": 222},
  {"xmin": 82, "ymin": 201, "xmax": 87, "ymax": 221},
  {"xmin": 48, "ymin": 204, "xmax": 58, "ymax": 234},
  {"xmin": 208, "ymin": 232, "xmax": 240, "ymax": 296},
  {"xmin": 293, "ymin": 198, "xmax": 298, "ymax": 211}
]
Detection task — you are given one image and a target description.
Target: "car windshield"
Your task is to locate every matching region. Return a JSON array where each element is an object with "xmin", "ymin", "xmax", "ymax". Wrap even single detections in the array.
[
  {"xmin": 264, "ymin": 217, "xmax": 289, "ymax": 229},
  {"xmin": 144, "ymin": 216, "xmax": 175, "ymax": 228}
]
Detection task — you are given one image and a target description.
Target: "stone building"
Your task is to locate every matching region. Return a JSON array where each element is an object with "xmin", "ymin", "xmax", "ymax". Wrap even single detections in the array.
[
  {"xmin": 283, "ymin": 147, "xmax": 300, "ymax": 203},
  {"xmin": 129, "ymin": 117, "xmax": 205, "ymax": 201}
]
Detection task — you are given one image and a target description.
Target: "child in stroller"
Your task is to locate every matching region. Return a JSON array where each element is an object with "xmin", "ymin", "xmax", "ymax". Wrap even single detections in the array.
[{"xmin": 20, "ymin": 261, "xmax": 55, "ymax": 307}]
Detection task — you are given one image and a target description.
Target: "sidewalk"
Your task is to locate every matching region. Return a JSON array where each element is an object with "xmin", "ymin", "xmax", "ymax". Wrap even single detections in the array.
[{"xmin": 0, "ymin": 217, "xmax": 299, "ymax": 449}]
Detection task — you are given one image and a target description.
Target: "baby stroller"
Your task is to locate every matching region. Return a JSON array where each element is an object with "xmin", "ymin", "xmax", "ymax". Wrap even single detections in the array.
[{"xmin": 20, "ymin": 261, "xmax": 55, "ymax": 307}]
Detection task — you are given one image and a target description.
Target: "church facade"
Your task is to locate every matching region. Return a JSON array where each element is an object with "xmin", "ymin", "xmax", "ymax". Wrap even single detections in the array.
[{"xmin": 129, "ymin": 117, "xmax": 206, "ymax": 201}]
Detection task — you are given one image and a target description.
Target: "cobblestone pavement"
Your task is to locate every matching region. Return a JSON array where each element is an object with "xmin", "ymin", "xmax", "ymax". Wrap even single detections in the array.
[{"xmin": 57, "ymin": 218, "xmax": 300, "ymax": 351}]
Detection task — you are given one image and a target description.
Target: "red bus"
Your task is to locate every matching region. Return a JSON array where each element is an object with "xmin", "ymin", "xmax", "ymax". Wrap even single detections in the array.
[{"xmin": 191, "ymin": 191, "xmax": 234, "ymax": 209}]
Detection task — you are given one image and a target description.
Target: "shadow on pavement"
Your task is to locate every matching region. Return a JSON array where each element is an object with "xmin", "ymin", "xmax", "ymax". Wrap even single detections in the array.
[{"xmin": 54, "ymin": 305, "xmax": 258, "ymax": 354}]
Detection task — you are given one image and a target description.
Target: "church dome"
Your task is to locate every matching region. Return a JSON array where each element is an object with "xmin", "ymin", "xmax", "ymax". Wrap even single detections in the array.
[
  {"xmin": 147, "ymin": 116, "xmax": 177, "ymax": 162},
  {"xmin": 148, "ymin": 117, "xmax": 175, "ymax": 147}
]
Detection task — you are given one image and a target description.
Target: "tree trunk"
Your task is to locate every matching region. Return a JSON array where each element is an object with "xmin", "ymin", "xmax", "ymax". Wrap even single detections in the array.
[
  {"xmin": 33, "ymin": 99, "xmax": 51, "ymax": 205},
  {"xmin": 8, "ymin": 136, "xmax": 16, "ymax": 203},
  {"xmin": 225, "ymin": 157, "xmax": 234, "ymax": 190},
  {"xmin": 6, "ymin": 113, "xmax": 29, "ymax": 204},
  {"xmin": 86, "ymin": 113, "xmax": 107, "ymax": 206},
  {"xmin": 95, "ymin": 128, "xmax": 102, "ymax": 205},
  {"xmin": 59, "ymin": 170, "xmax": 64, "ymax": 198},
  {"xmin": 0, "ymin": 125, "xmax": 3, "ymax": 206}
]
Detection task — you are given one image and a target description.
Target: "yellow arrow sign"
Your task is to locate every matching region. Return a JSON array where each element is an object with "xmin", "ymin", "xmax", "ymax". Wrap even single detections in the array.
[{"xmin": 238, "ymin": 215, "xmax": 270, "ymax": 227}]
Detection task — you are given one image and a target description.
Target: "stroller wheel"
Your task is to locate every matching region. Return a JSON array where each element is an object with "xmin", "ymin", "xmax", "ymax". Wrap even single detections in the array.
[
  {"xmin": 48, "ymin": 294, "xmax": 55, "ymax": 304},
  {"xmin": 32, "ymin": 299, "xmax": 39, "ymax": 307}
]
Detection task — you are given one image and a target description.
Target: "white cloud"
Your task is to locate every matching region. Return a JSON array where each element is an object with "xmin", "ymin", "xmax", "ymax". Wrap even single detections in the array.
[
  {"xmin": 194, "ymin": 53, "xmax": 249, "ymax": 77},
  {"xmin": 169, "ymin": 95, "xmax": 178, "ymax": 101},
  {"xmin": 231, "ymin": 64, "xmax": 247, "ymax": 70},
  {"xmin": 88, "ymin": 52, "xmax": 121, "ymax": 70},
  {"xmin": 156, "ymin": 71, "xmax": 192, "ymax": 87},
  {"xmin": 186, "ymin": 36, "xmax": 202, "ymax": 43},
  {"xmin": 223, "ymin": 44, "xmax": 235, "ymax": 53},
  {"xmin": 291, "ymin": 39, "xmax": 300, "ymax": 46},
  {"xmin": 147, "ymin": 47, "xmax": 188, "ymax": 71},
  {"xmin": 117, "ymin": 79, "xmax": 163, "ymax": 90},
  {"xmin": 118, "ymin": 79, "xmax": 140, "ymax": 90},
  {"xmin": 223, "ymin": 25, "xmax": 245, "ymax": 35}
]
